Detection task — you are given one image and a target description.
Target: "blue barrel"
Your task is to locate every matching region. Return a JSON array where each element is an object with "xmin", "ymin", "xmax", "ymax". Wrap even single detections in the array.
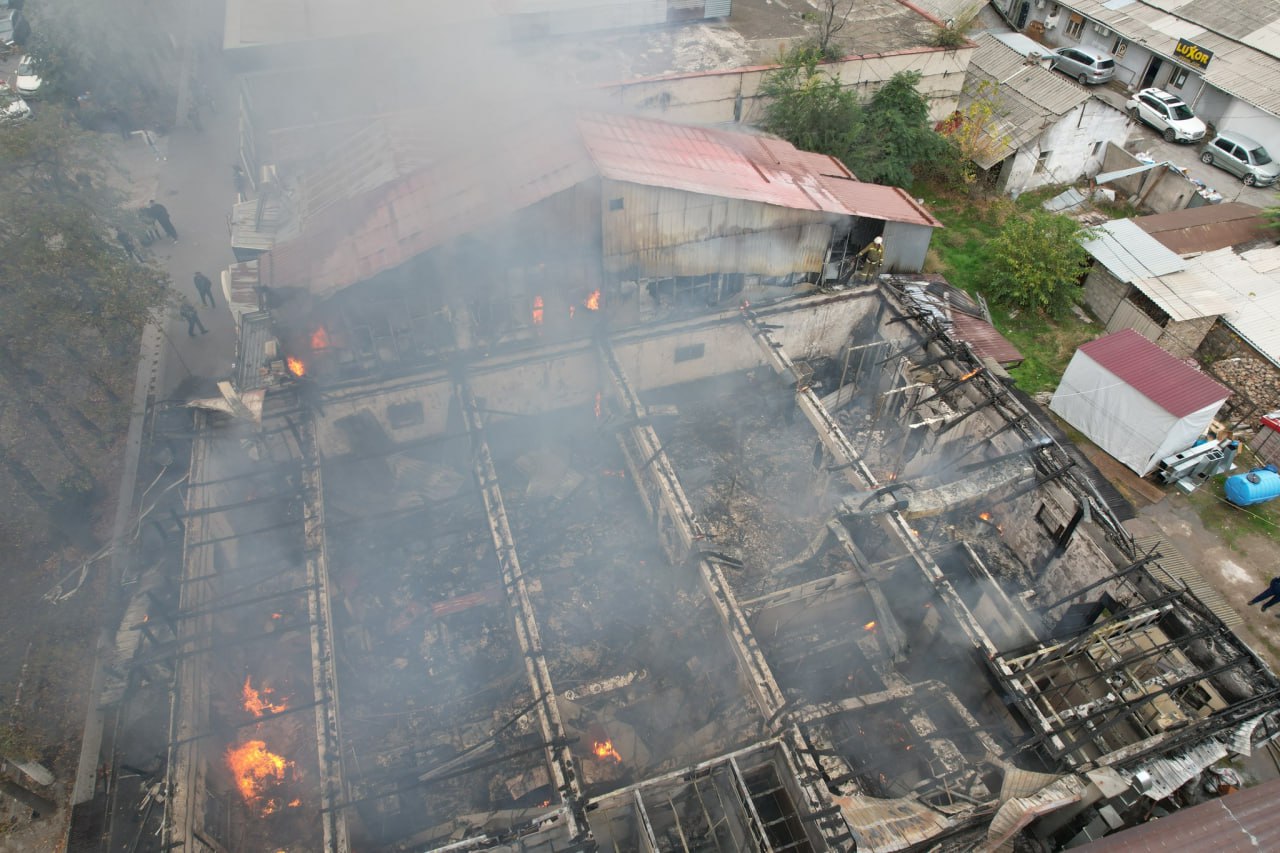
[{"xmin": 1224, "ymin": 465, "xmax": 1280, "ymax": 506}]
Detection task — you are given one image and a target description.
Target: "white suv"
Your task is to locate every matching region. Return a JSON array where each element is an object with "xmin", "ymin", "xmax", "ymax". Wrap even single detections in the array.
[{"xmin": 1125, "ymin": 88, "xmax": 1206, "ymax": 143}]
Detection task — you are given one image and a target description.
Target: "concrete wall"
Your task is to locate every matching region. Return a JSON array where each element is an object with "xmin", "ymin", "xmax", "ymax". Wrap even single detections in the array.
[
  {"xmin": 1216, "ymin": 99, "xmax": 1280, "ymax": 152},
  {"xmin": 1001, "ymin": 99, "xmax": 1130, "ymax": 195},
  {"xmin": 1098, "ymin": 143, "xmax": 1198, "ymax": 213},
  {"xmin": 1082, "ymin": 265, "xmax": 1127, "ymax": 322},
  {"xmin": 1157, "ymin": 314, "xmax": 1215, "ymax": 360},
  {"xmin": 602, "ymin": 45, "xmax": 973, "ymax": 126}
]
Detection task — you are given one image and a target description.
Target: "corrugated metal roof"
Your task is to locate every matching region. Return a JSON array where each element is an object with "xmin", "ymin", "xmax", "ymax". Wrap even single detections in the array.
[
  {"xmin": 1187, "ymin": 245, "xmax": 1280, "ymax": 365},
  {"xmin": 576, "ymin": 113, "xmax": 941, "ymax": 227},
  {"xmin": 265, "ymin": 113, "xmax": 597, "ymax": 295},
  {"xmin": 1079, "ymin": 219, "xmax": 1186, "ymax": 282},
  {"xmin": 1133, "ymin": 534, "xmax": 1242, "ymax": 627},
  {"xmin": 962, "ymin": 34, "xmax": 1090, "ymax": 169},
  {"xmin": 1134, "ymin": 202, "xmax": 1269, "ymax": 255},
  {"xmin": 1079, "ymin": 328, "xmax": 1230, "ymax": 416},
  {"xmin": 1128, "ymin": 267, "xmax": 1232, "ymax": 321},
  {"xmin": 951, "ymin": 311, "xmax": 1025, "ymax": 366},
  {"xmin": 1123, "ymin": 739, "xmax": 1230, "ymax": 801},
  {"xmin": 1080, "ymin": 777, "xmax": 1280, "ymax": 852},
  {"xmin": 1064, "ymin": 0, "xmax": 1280, "ymax": 118}
]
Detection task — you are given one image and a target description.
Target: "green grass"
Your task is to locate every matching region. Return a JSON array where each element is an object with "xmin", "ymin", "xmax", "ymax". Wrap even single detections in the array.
[
  {"xmin": 917, "ymin": 186, "xmax": 1102, "ymax": 393},
  {"xmin": 1185, "ymin": 473, "xmax": 1280, "ymax": 553}
]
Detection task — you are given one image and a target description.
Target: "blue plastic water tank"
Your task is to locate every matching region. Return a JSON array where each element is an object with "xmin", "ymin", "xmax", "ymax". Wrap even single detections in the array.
[{"xmin": 1224, "ymin": 465, "xmax": 1280, "ymax": 506}]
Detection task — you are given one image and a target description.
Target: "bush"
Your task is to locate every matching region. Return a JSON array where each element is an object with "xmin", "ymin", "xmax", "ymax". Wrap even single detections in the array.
[{"xmin": 986, "ymin": 210, "xmax": 1093, "ymax": 318}]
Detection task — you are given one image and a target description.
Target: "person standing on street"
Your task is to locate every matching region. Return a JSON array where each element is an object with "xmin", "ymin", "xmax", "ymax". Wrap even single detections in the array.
[
  {"xmin": 192, "ymin": 271, "xmax": 216, "ymax": 308},
  {"xmin": 147, "ymin": 200, "xmax": 178, "ymax": 243},
  {"xmin": 180, "ymin": 302, "xmax": 208, "ymax": 337},
  {"xmin": 1248, "ymin": 577, "xmax": 1280, "ymax": 611}
]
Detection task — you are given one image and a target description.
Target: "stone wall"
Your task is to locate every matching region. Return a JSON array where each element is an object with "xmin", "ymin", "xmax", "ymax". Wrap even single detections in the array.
[{"xmin": 1198, "ymin": 321, "xmax": 1280, "ymax": 432}]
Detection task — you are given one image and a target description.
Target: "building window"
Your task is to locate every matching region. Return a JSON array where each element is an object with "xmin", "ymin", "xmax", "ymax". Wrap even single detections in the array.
[
  {"xmin": 674, "ymin": 343, "xmax": 705, "ymax": 363},
  {"xmin": 1171, "ymin": 68, "xmax": 1189, "ymax": 88},
  {"xmin": 1112, "ymin": 36, "xmax": 1127, "ymax": 58},
  {"xmin": 1036, "ymin": 149, "xmax": 1052, "ymax": 171},
  {"xmin": 1066, "ymin": 13, "xmax": 1085, "ymax": 39},
  {"xmin": 1091, "ymin": 140, "xmax": 1103, "ymax": 156},
  {"xmin": 608, "ymin": 198, "xmax": 624, "ymax": 211}
]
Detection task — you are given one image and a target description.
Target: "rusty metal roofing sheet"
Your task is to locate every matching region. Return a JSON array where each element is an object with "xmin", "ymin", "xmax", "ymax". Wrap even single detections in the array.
[
  {"xmin": 1080, "ymin": 777, "xmax": 1280, "ymax": 852},
  {"xmin": 950, "ymin": 311, "xmax": 1025, "ymax": 366},
  {"xmin": 576, "ymin": 113, "xmax": 941, "ymax": 227},
  {"xmin": 1079, "ymin": 328, "xmax": 1230, "ymax": 417},
  {"xmin": 265, "ymin": 114, "xmax": 597, "ymax": 295},
  {"xmin": 1079, "ymin": 219, "xmax": 1186, "ymax": 282},
  {"xmin": 1133, "ymin": 202, "xmax": 1269, "ymax": 255}
]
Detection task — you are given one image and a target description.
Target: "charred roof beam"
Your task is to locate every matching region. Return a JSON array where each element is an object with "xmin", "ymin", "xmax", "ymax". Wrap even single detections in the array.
[{"xmin": 455, "ymin": 378, "xmax": 586, "ymax": 840}]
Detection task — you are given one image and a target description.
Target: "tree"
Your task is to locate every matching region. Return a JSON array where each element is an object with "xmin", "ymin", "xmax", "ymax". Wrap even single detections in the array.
[
  {"xmin": 810, "ymin": 0, "xmax": 855, "ymax": 58},
  {"xmin": 845, "ymin": 72, "xmax": 947, "ymax": 188},
  {"xmin": 760, "ymin": 56, "xmax": 949, "ymax": 189},
  {"xmin": 986, "ymin": 210, "xmax": 1093, "ymax": 317},
  {"xmin": 930, "ymin": 3, "xmax": 983, "ymax": 49},
  {"xmin": 759, "ymin": 48, "xmax": 860, "ymax": 156},
  {"xmin": 935, "ymin": 79, "xmax": 1012, "ymax": 189}
]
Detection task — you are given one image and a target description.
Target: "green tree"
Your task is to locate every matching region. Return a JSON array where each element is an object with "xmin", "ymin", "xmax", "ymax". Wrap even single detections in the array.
[
  {"xmin": 846, "ymin": 72, "xmax": 947, "ymax": 188},
  {"xmin": 986, "ymin": 210, "xmax": 1092, "ymax": 317},
  {"xmin": 759, "ymin": 48, "xmax": 860, "ymax": 155},
  {"xmin": 760, "ymin": 56, "xmax": 950, "ymax": 189}
]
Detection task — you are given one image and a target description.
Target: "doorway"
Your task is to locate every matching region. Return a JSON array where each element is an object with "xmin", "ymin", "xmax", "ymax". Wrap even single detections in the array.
[
  {"xmin": 1140, "ymin": 56, "xmax": 1163, "ymax": 90},
  {"xmin": 1016, "ymin": 1, "xmax": 1031, "ymax": 28}
]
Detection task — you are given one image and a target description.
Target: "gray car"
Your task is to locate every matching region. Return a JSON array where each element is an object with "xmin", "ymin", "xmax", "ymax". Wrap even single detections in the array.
[
  {"xmin": 1049, "ymin": 46, "xmax": 1116, "ymax": 84},
  {"xmin": 1200, "ymin": 131, "xmax": 1280, "ymax": 187}
]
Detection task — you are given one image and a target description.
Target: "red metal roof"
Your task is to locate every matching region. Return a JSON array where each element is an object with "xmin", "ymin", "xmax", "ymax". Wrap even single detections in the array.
[
  {"xmin": 576, "ymin": 113, "xmax": 941, "ymax": 227},
  {"xmin": 1133, "ymin": 202, "xmax": 1269, "ymax": 256},
  {"xmin": 1079, "ymin": 779, "xmax": 1280, "ymax": 853},
  {"xmin": 1079, "ymin": 328, "xmax": 1229, "ymax": 418},
  {"xmin": 950, "ymin": 311, "xmax": 1023, "ymax": 367}
]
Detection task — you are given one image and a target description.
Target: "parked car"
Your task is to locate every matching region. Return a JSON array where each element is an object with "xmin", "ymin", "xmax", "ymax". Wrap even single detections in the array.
[
  {"xmin": 1199, "ymin": 131, "xmax": 1280, "ymax": 186},
  {"xmin": 1125, "ymin": 88, "xmax": 1207, "ymax": 143},
  {"xmin": 14, "ymin": 54, "xmax": 40, "ymax": 98},
  {"xmin": 0, "ymin": 81, "xmax": 31, "ymax": 121},
  {"xmin": 1049, "ymin": 46, "xmax": 1116, "ymax": 84}
]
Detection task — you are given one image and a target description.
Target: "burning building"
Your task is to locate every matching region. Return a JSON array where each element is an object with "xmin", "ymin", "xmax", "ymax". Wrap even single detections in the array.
[{"xmin": 90, "ymin": 116, "xmax": 1280, "ymax": 853}]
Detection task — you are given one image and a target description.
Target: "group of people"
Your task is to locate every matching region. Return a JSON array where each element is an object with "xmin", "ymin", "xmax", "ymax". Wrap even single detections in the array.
[{"xmin": 116, "ymin": 199, "xmax": 219, "ymax": 338}]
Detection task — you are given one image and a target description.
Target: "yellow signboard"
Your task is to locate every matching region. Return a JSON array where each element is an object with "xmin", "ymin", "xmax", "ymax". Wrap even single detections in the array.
[{"xmin": 1174, "ymin": 39, "xmax": 1212, "ymax": 71}]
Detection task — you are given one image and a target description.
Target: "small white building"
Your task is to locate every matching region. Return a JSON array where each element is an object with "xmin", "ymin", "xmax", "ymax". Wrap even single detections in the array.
[
  {"xmin": 1052, "ymin": 328, "xmax": 1230, "ymax": 475},
  {"xmin": 960, "ymin": 34, "xmax": 1129, "ymax": 194}
]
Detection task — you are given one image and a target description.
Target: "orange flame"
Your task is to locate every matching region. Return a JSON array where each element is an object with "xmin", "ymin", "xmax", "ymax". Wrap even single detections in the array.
[
  {"xmin": 243, "ymin": 676, "xmax": 287, "ymax": 717},
  {"xmin": 226, "ymin": 740, "xmax": 290, "ymax": 802},
  {"xmin": 287, "ymin": 798, "xmax": 301, "ymax": 808},
  {"xmin": 286, "ymin": 356, "xmax": 306, "ymax": 377},
  {"xmin": 864, "ymin": 621, "xmax": 877, "ymax": 631},
  {"xmin": 311, "ymin": 326, "xmax": 330, "ymax": 350},
  {"xmin": 593, "ymin": 739, "xmax": 622, "ymax": 763},
  {"xmin": 978, "ymin": 512, "xmax": 992, "ymax": 522},
  {"xmin": 584, "ymin": 290, "xmax": 601, "ymax": 311},
  {"xmin": 532, "ymin": 296, "xmax": 544, "ymax": 326},
  {"xmin": 960, "ymin": 367, "xmax": 981, "ymax": 381}
]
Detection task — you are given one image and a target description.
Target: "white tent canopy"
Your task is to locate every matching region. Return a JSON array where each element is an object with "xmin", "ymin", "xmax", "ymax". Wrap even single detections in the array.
[{"xmin": 1050, "ymin": 330, "xmax": 1230, "ymax": 476}]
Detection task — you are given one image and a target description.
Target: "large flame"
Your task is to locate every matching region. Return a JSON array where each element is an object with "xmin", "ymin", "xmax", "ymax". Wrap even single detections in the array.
[
  {"xmin": 532, "ymin": 296, "xmax": 544, "ymax": 326},
  {"xmin": 227, "ymin": 740, "xmax": 290, "ymax": 802},
  {"xmin": 593, "ymin": 739, "xmax": 622, "ymax": 763},
  {"xmin": 959, "ymin": 367, "xmax": 981, "ymax": 381},
  {"xmin": 286, "ymin": 356, "xmax": 306, "ymax": 377},
  {"xmin": 864, "ymin": 620, "xmax": 877, "ymax": 632},
  {"xmin": 311, "ymin": 326, "xmax": 330, "ymax": 350},
  {"xmin": 584, "ymin": 290, "xmax": 601, "ymax": 311},
  {"xmin": 243, "ymin": 675, "xmax": 287, "ymax": 717}
]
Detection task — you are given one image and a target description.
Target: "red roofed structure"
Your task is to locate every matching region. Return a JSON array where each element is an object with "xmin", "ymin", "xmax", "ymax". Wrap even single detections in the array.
[
  {"xmin": 258, "ymin": 111, "xmax": 939, "ymax": 300},
  {"xmin": 1051, "ymin": 329, "xmax": 1230, "ymax": 475}
]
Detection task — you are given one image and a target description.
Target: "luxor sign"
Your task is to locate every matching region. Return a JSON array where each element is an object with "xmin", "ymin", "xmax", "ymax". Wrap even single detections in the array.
[{"xmin": 1174, "ymin": 38, "xmax": 1212, "ymax": 71}]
